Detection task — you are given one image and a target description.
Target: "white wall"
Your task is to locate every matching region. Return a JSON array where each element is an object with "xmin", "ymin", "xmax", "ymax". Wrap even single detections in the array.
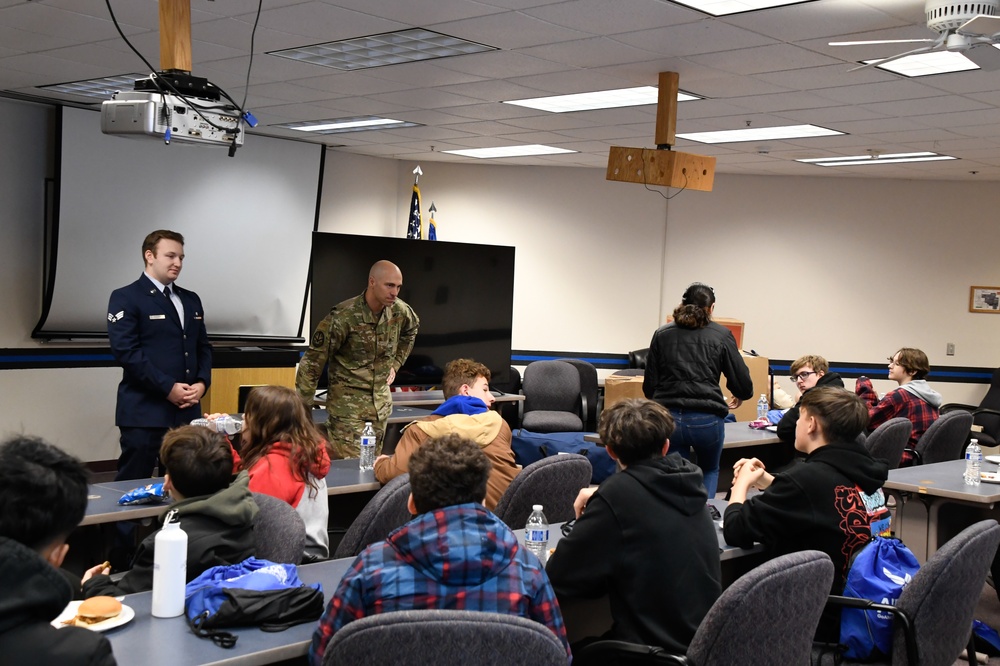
[{"xmin": 1, "ymin": 96, "xmax": 994, "ymax": 462}]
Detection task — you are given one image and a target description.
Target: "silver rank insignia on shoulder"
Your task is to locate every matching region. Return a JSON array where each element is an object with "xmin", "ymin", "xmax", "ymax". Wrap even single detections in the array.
[{"xmin": 108, "ymin": 311, "xmax": 125, "ymax": 323}]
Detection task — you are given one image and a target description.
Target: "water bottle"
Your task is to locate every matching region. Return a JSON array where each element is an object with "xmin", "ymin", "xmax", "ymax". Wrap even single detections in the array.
[
  {"xmin": 191, "ymin": 415, "xmax": 243, "ymax": 435},
  {"xmin": 359, "ymin": 421, "xmax": 376, "ymax": 471},
  {"xmin": 524, "ymin": 505, "xmax": 549, "ymax": 563},
  {"xmin": 151, "ymin": 509, "xmax": 187, "ymax": 618},
  {"xmin": 756, "ymin": 394, "xmax": 769, "ymax": 421},
  {"xmin": 965, "ymin": 438, "xmax": 983, "ymax": 486}
]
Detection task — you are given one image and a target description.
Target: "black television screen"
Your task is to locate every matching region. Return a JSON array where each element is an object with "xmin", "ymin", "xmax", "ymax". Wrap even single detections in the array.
[{"xmin": 309, "ymin": 232, "xmax": 514, "ymax": 387}]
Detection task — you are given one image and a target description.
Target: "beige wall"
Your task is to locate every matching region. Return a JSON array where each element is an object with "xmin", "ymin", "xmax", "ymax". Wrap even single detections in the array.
[{"xmin": 1, "ymin": 95, "xmax": 994, "ymax": 461}]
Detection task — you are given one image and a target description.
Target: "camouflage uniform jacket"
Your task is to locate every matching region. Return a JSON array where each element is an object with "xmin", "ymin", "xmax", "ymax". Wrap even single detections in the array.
[{"xmin": 296, "ymin": 291, "xmax": 419, "ymax": 423}]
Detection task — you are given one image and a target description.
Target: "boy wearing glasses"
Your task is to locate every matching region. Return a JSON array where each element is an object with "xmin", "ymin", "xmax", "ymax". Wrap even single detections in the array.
[
  {"xmin": 855, "ymin": 347, "xmax": 941, "ymax": 452},
  {"xmin": 775, "ymin": 355, "xmax": 844, "ymax": 445}
]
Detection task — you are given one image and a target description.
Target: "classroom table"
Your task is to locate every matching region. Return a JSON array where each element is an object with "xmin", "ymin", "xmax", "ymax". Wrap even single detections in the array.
[
  {"xmin": 101, "ymin": 509, "xmax": 763, "ymax": 666},
  {"xmin": 314, "ymin": 389, "xmax": 524, "ymax": 409},
  {"xmin": 884, "ymin": 458, "xmax": 1000, "ymax": 562},
  {"xmin": 583, "ymin": 422, "xmax": 780, "ymax": 449}
]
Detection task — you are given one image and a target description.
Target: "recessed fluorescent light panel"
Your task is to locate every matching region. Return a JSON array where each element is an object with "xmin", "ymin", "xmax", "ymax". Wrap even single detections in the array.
[
  {"xmin": 38, "ymin": 73, "xmax": 147, "ymax": 99},
  {"xmin": 670, "ymin": 0, "xmax": 815, "ymax": 17},
  {"xmin": 503, "ymin": 86, "xmax": 700, "ymax": 113},
  {"xmin": 269, "ymin": 29, "xmax": 496, "ymax": 71},
  {"xmin": 275, "ymin": 117, "xmax": 420, "ymax": 134},
  {"xmin": 866, "ymin": 51, "xmax": 979, "ymax": 77},
  {"xmin": 442, "ymin": 145, "xmax": 576, "ymax": 159},
  {"xmin": 677, "ymin": 124, "xmax": 843, "ymax": 144},
  {"xmin": 797, "ymin": 151, "xmax": 956, "ymax": 166}
]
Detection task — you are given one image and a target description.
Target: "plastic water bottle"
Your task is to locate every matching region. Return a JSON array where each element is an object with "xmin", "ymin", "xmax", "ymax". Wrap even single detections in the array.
[
  {"xmin": 524, "ymin": 505, "xmax": 549, "ymax": 563},
  {"xmin": 359, "ymin": 421, "xmax": 376, "ymax": 471},
  {"xmin": 191, "ymin": 415, "xmax": 243, "ymax": 435},
  {"xmin": 151, "ymin": 509, "xmax": 187, "ymax": 618},
  {"xmin": 756, "ymin": 394, "xmax": 769, "ymax": 421},
  {"xmin": 965, "ymin": 438, "xmax": 983, "ymax": 486}
]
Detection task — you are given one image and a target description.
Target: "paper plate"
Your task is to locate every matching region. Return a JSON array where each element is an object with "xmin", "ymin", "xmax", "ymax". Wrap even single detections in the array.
[
  {"xmin": 981, "ymin": 472, "xmax": 1000, "ymax": 484},
  {"xmin": 52, "ymin": 600, "xmax": 135, "ymax": 632}
]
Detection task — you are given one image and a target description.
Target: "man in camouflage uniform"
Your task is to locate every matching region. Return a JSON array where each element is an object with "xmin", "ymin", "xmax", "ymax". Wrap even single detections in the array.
[{"xmin": 296, "ymin": 260, "xmax": 419, "ymax": 458}]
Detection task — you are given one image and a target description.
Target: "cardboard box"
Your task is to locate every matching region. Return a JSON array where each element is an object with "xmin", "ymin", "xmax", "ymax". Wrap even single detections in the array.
[
  {"xmin": 724, "ymin": 353, "xmax": 770, "ymax": 421},
  {"xmin": 604, "ymin": 374, "xmax": 645, "ymax": 409}
]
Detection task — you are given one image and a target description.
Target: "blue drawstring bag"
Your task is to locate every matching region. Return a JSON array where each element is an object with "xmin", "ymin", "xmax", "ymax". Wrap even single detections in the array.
[
  {"xmin": 840, "ymin": 537, "xmax": 921, "ymax": 660},
  {"xmin": 185, "ymin": 557, "xmax": 324, "ymax": 648}
]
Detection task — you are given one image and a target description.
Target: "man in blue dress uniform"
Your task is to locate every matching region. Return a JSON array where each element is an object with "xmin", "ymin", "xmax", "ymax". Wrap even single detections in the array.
[{"xmin": 107, "ymin": 229, "xmax": 212, "ymax": 480}]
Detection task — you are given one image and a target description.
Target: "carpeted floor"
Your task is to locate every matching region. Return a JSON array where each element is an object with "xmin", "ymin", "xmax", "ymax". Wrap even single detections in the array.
[{"xmin": 962, "ymin": 583, "xmax": 1000, "ymax": 665}]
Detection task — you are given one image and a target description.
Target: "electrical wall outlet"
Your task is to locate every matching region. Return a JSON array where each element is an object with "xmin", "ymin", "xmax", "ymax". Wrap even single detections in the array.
[{"xmin": 946, "ymin": 342, "xmax": 955, "ymax": 356}]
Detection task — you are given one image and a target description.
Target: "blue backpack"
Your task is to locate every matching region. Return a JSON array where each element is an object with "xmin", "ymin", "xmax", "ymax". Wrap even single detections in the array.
[{"xmin": 839, "ymin": 536, "xmax": 921, "ymax": 660}]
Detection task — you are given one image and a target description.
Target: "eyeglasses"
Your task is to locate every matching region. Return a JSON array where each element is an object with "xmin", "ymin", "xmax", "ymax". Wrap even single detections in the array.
[{"xmin": 791, "ymin": 371, "xmax": 817, "ymax": 382}]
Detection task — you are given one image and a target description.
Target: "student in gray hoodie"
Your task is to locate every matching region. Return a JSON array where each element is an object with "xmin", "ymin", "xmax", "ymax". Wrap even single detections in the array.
[{"xmin": 855, "ymin": 347, "xmax": 942, "ymax": 450}]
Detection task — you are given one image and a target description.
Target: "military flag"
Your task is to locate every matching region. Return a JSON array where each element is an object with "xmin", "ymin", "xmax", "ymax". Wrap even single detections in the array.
[
  {"xmin": 406, "ymin": 166, "xmax": 423, "ymax": 239},
  {"xmin": 428, "ymin": 201, "xmax": 437, "ymax": 240}
]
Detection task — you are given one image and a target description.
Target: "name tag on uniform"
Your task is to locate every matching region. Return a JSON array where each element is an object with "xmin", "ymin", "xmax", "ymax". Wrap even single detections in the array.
[
  {"xmin": 194, "ymin": 314, "xmax": 203, "ymax": 320},
  {"xmin": 149, "ymin": 314, "xmax": 166, "ymax": 320}
]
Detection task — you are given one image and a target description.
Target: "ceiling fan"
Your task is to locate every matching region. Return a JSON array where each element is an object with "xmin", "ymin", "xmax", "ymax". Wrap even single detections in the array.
[{"xmin": 830, "ymin": 0, "xmax": 1000, "ymax": 71}]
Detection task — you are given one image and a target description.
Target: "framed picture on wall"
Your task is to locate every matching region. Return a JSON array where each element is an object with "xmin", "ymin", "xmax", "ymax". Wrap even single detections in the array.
[{"xmin": 970, "ymin": 286, "xmax": 1000, "ymax": 313}]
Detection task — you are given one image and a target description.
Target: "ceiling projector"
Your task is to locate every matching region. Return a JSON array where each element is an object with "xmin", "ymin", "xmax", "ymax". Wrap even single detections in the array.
[{"xmin": 101, "ymin": 89, "xmax": 245, "ymax": 148}]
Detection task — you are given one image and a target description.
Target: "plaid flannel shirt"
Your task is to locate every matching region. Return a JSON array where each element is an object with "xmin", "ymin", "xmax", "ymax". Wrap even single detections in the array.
[
  {"xmin": 308, "ymin": 503, "xmax": 570, "ymax": 665},
  {"xmin": 856, "ymin": 377, "xmax": 939, "ymax": 448}
]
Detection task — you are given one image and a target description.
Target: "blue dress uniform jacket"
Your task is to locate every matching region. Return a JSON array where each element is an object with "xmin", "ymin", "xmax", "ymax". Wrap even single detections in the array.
[{"xmin": 108, "ymin": 274, "xmax": 212, "ymax": 427}]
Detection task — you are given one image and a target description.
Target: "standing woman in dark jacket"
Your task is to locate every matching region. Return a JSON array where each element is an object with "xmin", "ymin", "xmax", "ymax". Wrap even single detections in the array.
[{"xmin": 643, "ymin": 283, "xmax": 753, "ymax": 497}]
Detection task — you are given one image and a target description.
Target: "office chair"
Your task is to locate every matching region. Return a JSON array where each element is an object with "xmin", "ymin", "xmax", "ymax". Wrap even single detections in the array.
[
  {"xmin": 251, "ymin": 492, "xmax": 307, "ymax": 564},
  {"xmin": 492, "ymin": 454, "xmax": 592, "ymax": 529},
  {"xmin": 520, "ymin": 360, "xmax": 586, "ymax": 433},
  {"xmin": 333, "ymin": 474, "xmax": 412, "ymax": 559},
  {"xmin": 941, "ymin": 366, "xmax": 1000, "ymax": 449},
  {"xmin": 575, "ymin": 550, "xmax": 835, "ymax": 666},
  {"xmin": 561, "ymin": 358, "xmax": 599, "ymax": 431},
  {"xmin": 909, "ymin": 410, "xmax": 974, "ymax": 465},
  {"xmin": 323, "ymin": 609, "xmax": 567, "ymax": 666},
  {"xmin": 864, "ymin": 418, "xmax": 912, "ymax": 470},
  {"xmin": 817, "ymin": 520, "xmax": 1000, "ymax": 666}
]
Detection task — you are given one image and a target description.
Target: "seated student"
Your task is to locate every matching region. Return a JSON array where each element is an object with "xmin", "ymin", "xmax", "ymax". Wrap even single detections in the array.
[
  {"xmin": 724, "ymin": 387, "xmax": 890, "ymax": 641},
  {"xmin": 0, "ymin": 435, "xmax": 116, "ymax": 666},
  {"xmin": 82, "ymin": 426, "xmax": 258, "ymax": 597},
  {"xmin": 856, "ymin": 347, "xmax": 941, "ymax": 452},
  {"xmin": 236, "ymin": 385, "xmax": 332, "ymax": 561},
  {"xmin": 775, "ymin": 354, "xmax": 844, "ymax": 445},
  {"xmin": 309, "ymin": 433, "xmax": 570, "ymax": 666},
  {"xmin": 374, "ymin": 358, "xmax": 518, "ymax": 511},
  {"xmin": 546, "ymin": 398, "xmax": 721, "ymax": 653}
]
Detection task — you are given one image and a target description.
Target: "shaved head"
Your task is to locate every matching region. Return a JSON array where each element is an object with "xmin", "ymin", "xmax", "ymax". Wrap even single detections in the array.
[{"xmin": 366, "ymin": 260, "xmax": 403, "ymax": 313}]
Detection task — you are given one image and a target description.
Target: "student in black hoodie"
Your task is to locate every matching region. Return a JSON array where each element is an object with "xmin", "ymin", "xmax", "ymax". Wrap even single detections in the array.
[
  {"xmin": 0, "ymin": 435, "xmax": 116, "ymax": 666},
  {"xmin": 546, "ymin": 398, "xmax": 721, "ymax": 653},
  {"xmin": 724, "ymin": 387, "xmax": 890, "ymax": 641},
  {"xmin": 775, "ymin": 354, "xmax": 845, "ymax": 445}
]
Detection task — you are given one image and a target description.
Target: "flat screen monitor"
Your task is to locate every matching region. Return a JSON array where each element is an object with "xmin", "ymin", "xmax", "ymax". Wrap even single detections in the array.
[{"xmin": 309, "ymin": 232, "xmax": 514, "ymax": 386}]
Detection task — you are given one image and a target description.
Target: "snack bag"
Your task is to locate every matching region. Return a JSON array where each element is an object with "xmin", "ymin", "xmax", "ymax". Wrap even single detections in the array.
[{"xmin": 117, "ymin": 482, "xmax": 167, "ymax": 505}]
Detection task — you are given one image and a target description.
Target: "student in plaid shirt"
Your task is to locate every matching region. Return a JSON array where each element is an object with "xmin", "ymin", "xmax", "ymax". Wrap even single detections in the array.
[
  {"xmin": 308, "ymin": 433, "xmax": 571, "ymax": 665},
  {"xmin": 855, "ymin": 348, "xmax": 942, "ymax": 458}
]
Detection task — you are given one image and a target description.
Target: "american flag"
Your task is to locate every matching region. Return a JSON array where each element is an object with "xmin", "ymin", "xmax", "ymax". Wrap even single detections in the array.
[{"xmin": 406, "ymin": 183, "xmax": 422, "ymax": 239}]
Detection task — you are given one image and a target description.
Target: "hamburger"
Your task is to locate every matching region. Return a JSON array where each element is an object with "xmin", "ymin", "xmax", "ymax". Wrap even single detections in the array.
[{"xmin": 64, "ymin": 596, "xmax": 122, "ymax": 627}]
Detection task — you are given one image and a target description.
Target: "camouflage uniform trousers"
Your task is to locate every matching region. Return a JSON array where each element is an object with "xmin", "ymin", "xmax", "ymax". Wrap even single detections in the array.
[{"xmin": 323, "ymin": 396, "xmax": 389, "ymax": 459}]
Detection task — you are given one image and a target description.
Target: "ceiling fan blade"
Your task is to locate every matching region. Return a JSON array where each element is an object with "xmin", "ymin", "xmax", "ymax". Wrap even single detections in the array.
[
  {"xmin": 846, "ymin": 31, "xmax": 948, "ymax": 72},
  {"xmin": 963, "ymin": 43, "xmax": 1000, "ymax": 70},
  {"xmin": 830, "ymin": 39, "xmax": 935, "ymax": 46},
  {"xmin": 958, "ymin": 15, "xmax": 1000, "ymax": 38}
]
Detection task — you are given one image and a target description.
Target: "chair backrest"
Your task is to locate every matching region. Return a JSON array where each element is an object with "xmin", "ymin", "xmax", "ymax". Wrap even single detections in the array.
[
  {"xmin": 323, "ymin": 609, "xmax": 567, "ymax": 666},
  {"xmin": 865, "ymin": 417, "xmax": 912, "ymax": 470},
  {"xmin": 251, "ymin": 492, "xmax": 306, "ymax": 564},
  {"xmin": 915, "ymin": 410, "xmax": 973, "ymax": 464},
  {"xmin": 686, "ymin": 550, "xmax": 835, "ymax": 666},
  {"xmin": 492, "ymin": 453, "xmax": 592, "ymax": 528},
  {"xmin": 891, "ymin": 519, "xmax": 1000, "ymax": 666},
  {"xmin": 521, "ymin": 360, "xmax": 584, "ymax": 433},
  {"xmin": 333, "ymin": 474, "xmax": 412, "ymax": 559},
  {"xmin": 628, "ymin": 348, "xmax": 649, "ymax": 369},
  {"xmin": 561, "ymin": 359, "xmax": 599, "ymax": 431}
]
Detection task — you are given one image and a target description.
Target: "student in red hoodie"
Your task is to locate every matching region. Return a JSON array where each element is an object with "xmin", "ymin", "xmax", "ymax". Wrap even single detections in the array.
[{"xmin": 240, "ymin": 385, "xmax": 332, "ymax": 561}]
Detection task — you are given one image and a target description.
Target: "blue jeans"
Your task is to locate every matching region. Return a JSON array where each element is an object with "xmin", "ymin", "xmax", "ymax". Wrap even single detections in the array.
[{"xmin": 668, "ymin": 410, "xmax": 725, "ymax": 498}]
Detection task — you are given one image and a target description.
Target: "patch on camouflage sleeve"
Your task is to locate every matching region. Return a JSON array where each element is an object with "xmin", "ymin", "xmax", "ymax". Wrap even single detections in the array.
[{"xmin": 312, "ymin": 329, "xmax": 326, "ymax": 347}]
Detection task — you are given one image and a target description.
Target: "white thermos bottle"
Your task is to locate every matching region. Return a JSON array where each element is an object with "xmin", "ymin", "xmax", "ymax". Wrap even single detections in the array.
[{"xmin": 151, "ymin": 509, "xmax": 187, "ymax": 618}]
